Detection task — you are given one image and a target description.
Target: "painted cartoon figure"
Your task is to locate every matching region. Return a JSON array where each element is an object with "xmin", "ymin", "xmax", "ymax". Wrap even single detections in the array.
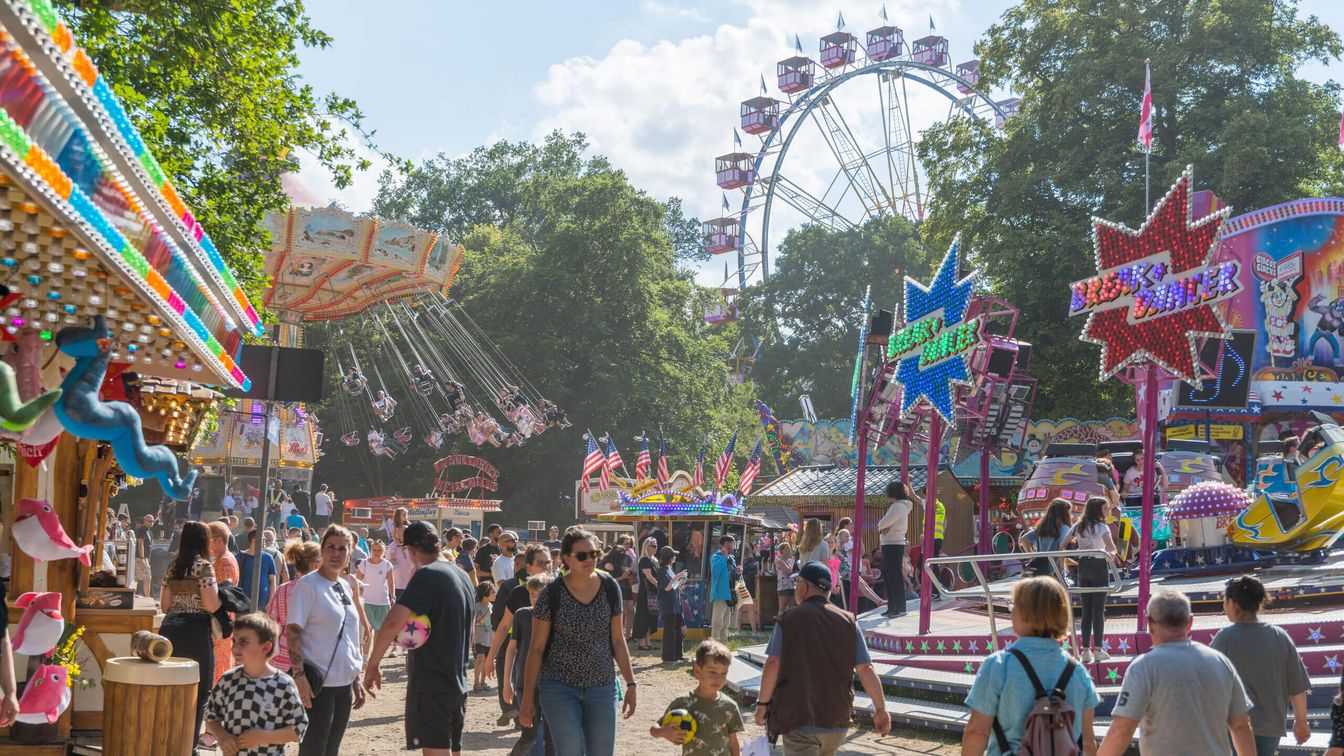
[
  {"xmin": 1308, "ymin": 294, "xmax": 1344, "ymax": 365},
  {"xmin": 16, "ymin": 664, "xmax": 70, "ymax": 724},
  {"xmin": 12, "ymin": 499, "xmax": 93, "ymax": 566},
  {"xmin": 12, "ymin": 592, "xmax": 63, "ymax": 657},
  {"xmin": 1259, "ymin": 280, "xmax": 1299, "ymax": 362},
  {"xmin": 53, "ymin": 317, "xmax": 198, "ymax": 500}
]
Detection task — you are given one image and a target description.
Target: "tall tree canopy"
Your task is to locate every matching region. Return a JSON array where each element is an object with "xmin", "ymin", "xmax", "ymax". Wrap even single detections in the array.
[
  {"xmin": 314, "ymin": 133, "xmax": 756, "ymax": 521},
  {"xmin": 740, "ymin": 216, "xmax": 934, "ymax": 420},
  {"xmin": 918, "ymin": 0, "xmax": 1342, "ymax": 418},
  {"xmin": 59, "ymin": 0, "xmax": 388, "ymax": 301}
]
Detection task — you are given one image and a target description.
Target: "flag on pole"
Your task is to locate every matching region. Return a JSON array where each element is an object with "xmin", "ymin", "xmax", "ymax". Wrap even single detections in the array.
[
  {"xmin": 580, "ymin": 434, "xmax": 604, "ymax": 492},
  {"xmin": 880, "ymin": 4, "xmax": 888, "ymax": 22},
  {"xmin": 1138, "ymin": 59, "xmax": 1153, "ymax": 152},
  {"xmin": 603, "ymin": 435, "xmax": 623, "ymax": 473},
  {"xmin": 929, "ymin": 14, "xmax": 936, "ymax": 33},
  {"xmin": 733, "ymin": 127, "xmax": 742, "ymax": 148},
  {"xmin": 692, "ymin": 443, "xmax": 706, "ymax": 487},
  {"xmin": 657, "ymin": 436, "xmax": 670, "ymax": 486},
  {"xmin": 722, "ymin": 193, "xmax": 731, "ymax": 214},
  {"xmin": 634, "ymin": 434, "xmax": 652, "ymax": 481},
  {"xmin": 714, "ymin": 432, "xmax": 738, "ymax": 489},
  {"xmin": 836, "ymin": 12, "xmax": 845, "ymax": 31},
  {"xmin": 598, "ymin": 445, "xmax": 612, "ymax": 491},
  {"xmin": 794, "ymin": 34, "xmax": 803, "ymax": 55},
  {"xmin": 739, "ymin": 438, "xmax": 763, "ymax": 496},
  {"xmin": 759, "ymin": 74, "xmax": 768, "ymax": 96}
]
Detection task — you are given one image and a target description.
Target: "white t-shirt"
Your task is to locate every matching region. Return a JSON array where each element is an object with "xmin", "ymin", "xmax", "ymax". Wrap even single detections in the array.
[
  {"xmin": 359, "ymin": 558, "xmax": 394, "ymax": 606},
  {"xmin": 314, "ymin": 491, "xmax": 332, "ymax": 516},
  {"xmin": 491, "ymin": 553, "xmax": 516, "ymax": 583},
  {"xmin": 877, "ymin": 499, "xmax": 913, "ymax": 545},
  {"xmin": 239, "ymin": 496, "xmax": 257, "ymax": 516},
  {"xmin": 221, "ymin": 494, "xmax": 236, "ymax": 513},
  {"xmin": 1073, "ymin": 521, "xmax": 1113, "ymax": 551},
  {"xmin": 287, "ymin": 571, "xmax": 363, "ymax": 687}
]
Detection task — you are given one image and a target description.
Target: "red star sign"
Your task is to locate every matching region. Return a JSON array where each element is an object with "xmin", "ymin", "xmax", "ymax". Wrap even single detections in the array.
[{"xmin": 1070, "ymin": 166, "xmax": 1239, "ymax": 384}]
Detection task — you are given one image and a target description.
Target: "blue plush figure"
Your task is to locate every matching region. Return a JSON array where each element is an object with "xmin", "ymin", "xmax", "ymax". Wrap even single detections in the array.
[{"xmin": 53, "ymin": 316, "xmax": 197, "ymax": 500}]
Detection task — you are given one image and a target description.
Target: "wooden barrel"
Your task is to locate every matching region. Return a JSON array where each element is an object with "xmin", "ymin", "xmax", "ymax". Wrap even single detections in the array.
[{"xmin": 102, "ymin": 657, "xmax": 198, "ymax": 756}]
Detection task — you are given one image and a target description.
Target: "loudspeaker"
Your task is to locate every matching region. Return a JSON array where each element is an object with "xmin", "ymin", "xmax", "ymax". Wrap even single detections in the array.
[{"xmin": 225, "ymin": 345, "xmax": 327, "ymax": 403}]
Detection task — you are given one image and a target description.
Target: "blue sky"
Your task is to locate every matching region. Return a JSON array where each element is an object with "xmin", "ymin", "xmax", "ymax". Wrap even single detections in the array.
[{"xmin": 292, "ymin": 0, "xmax": 1344, "ymax": 230}]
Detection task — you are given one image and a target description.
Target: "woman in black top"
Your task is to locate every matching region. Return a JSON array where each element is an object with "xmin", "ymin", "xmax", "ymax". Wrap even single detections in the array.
[
  {"xmin": 519, "ymin": 528, "xmax": 637, "ymax": 756},
  {"xmin": 630, "ymin": 537, "xmax": 659, "ymax": 650},
  {"xmin": 159, "ymin": 522, "xmax": 222, "ymax": 754}
]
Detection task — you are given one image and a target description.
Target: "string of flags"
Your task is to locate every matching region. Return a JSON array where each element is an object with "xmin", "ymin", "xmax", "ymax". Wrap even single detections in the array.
[{"xmin": 577, "ymin": 429, "xmax": 763, "ymax": 495}]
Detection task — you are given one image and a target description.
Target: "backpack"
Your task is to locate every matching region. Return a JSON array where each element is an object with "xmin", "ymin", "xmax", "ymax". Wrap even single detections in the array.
[{"xmin": 992, "ymin": 648, "xmax": 1080, "ymax": 756}]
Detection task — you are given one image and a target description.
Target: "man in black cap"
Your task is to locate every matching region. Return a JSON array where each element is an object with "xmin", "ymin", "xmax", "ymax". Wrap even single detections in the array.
[
  {"xmin": 365, "ymin": 521, "xmax": 473, "ymax": 755},
  {"xmin": 754, "ymin": 561, "xmax": 890, "ymax": 755}
]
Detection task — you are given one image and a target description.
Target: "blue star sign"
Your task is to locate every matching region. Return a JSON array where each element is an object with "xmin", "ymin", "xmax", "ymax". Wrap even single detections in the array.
[{"xmin": 887, "ymin": 235, "xmax": 980, "ymax": 422}]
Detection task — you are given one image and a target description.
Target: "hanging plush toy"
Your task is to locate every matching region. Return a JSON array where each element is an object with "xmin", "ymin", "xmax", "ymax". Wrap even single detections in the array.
[
  {"xmin": 0, "ymin": 361, "xmax": 61, "ymax": 432},
  {"xmin": 16, "ymin": 664, "xmax": 70, "ymax": 724},
  {"xmin": 53, "ymin": 317, "xmax": 197, "ymax": 500},
  {"xmin": 13, "ymin": 499, "xmax": 93, "ymax": 566},
  {"xmin": 13, "ymin": 592, "xmax": 64, "ymax": 657},
  {"xmin": 1, "ymin": 331, "xmax": 65, "ymax": 449}
]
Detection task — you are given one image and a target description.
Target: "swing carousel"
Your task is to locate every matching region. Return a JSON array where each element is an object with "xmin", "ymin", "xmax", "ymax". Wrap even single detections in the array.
[{"xmin": 189, "ymin": 203, "xmax": 466, "ymax": 499}]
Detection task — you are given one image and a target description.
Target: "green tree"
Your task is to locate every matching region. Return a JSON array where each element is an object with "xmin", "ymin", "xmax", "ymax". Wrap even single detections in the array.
[
  {"xmin": 316, "ymin": 133, "xmax": 759, "ymax": 521},
  {"xmin": 739, "ymin": 215, "xmax": 934, "ymax": 420},
  {"xmin": 918, "ymin": 0, "xmax": 1342, "ymax": 418},
  {"xmin": 58, "ymin": 0, "xmax": 393, "ymax": 301}
]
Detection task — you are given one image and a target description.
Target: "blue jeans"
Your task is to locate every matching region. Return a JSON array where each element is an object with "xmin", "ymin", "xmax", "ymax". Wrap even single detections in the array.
[
  {"xmin": 1253, "ymin": 734, "xmax": 1279, "ymax": 756},
  {"xmin": 538, "ymin": 678, "xmax": 617, "ymax": 756}
]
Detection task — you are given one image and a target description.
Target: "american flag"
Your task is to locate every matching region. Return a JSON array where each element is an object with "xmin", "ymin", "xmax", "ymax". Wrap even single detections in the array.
[
  {"xmin": 1138, "ymin": 60, "xmax": 1153, "ymax": 152},
  {"xmin": 692, "ymin": 443, "xmax": 706, "ymax": 487},
  {"xmin": 603, "ymin": 435, "xmax": 623, "ymax": 474},
  {"xmin": 657, "ymin": 436, "xmax": 670, "ymax": 486},
  {"xmin": 714, "ymin": 432, "xmax": 738, "ymax": 489},
  {"xmin": 580, "ymin": 435, "xmax": 605, "ymax": 492},
  {"xmin": 634, "ymin": 434, "xmax": 651, "ymax": 481},
  {"xmin": 739, "ymin": 438, "xmax": 763, "ymax": 496},
  {"xmin": 598, "ymin": 446, "xmax": 612, "ymax": 491}
]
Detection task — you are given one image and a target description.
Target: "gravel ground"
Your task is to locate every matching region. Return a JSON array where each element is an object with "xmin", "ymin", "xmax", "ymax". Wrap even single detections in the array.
[{"xmin": 300, "ymin": 644, "xmax": 962, "ymax": 755}]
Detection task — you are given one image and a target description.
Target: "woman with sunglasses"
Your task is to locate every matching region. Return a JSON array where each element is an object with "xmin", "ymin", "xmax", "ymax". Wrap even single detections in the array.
[
  {"xmin": 286, "ymin": 525, "xmax": 367, "ymax": 756},
  {"xmin": 631, "ymin": 537, "xmax": 660, "ymax": 651},
  {"xmin": 519, "ymin": 528, "xmax": 637, "ymax": 756}
]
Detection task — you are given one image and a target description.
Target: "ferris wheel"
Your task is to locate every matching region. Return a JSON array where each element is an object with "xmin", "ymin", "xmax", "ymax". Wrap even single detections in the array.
[{"xmin": 702, "ymin": 11, "xmax": 1019, "ymax": 322}]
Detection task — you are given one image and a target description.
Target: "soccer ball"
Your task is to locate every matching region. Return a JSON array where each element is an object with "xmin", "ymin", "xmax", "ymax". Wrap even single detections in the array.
[
  {"xmin": 660, "ymin": 708, "xmax": 697, "ymax": 742},
  {"xmin": 396, "ymin": 613, "xmax": 431, "ymax": 650}
]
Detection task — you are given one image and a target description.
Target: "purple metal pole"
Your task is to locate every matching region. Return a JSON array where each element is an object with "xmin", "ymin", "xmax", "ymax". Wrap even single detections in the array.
[
  {"xmin": 850, "ymin": 430, "xmax": 869, "ymax": 614},
  {"xmin": 1136, "ymin": 364, "xmax": 1160, "ymax": 633},
  {"xmin": 900, "ymin": 437, "xmax": 911, "ymax": 485},
  {"xmin": 919, "ymin": 412, "xmax": 942, "ymax": 635},
  {"xmin": 978, "ymin": 450, "xmax": 992, "ymax": 555}
]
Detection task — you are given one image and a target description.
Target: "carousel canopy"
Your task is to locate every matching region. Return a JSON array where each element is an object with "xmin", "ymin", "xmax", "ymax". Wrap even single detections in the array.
[
  {"xmin": 262, "ymin": 206, "xmax": 464, "ymax": 322},
  {"xmin": 0, "ymin": 0, "xmax": 266, "ymax": 389}
]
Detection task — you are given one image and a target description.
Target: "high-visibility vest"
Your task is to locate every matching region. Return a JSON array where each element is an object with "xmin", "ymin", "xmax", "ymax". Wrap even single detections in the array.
[{"xmin": 934, "ymin": 500, "xmax": 947, "ymax": 539}]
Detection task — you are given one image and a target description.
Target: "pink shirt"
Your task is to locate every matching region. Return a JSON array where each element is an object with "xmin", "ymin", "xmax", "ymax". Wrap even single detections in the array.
[
  {"xmin": 389, "ymin": 543, "xmax": 416, "ymax": 590},
  {"xmin": 267, "ymin": 579, "xmax": 298, "ymax": 670}
]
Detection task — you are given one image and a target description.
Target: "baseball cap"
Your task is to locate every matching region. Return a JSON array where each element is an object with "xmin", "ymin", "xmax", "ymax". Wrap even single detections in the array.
[
  {"xmin": 403, "ymin": 521, "xmax": 439, "ymax": 549},
  {"xmin": 797, "ymin": 561, "xmax": 833, "ymax": 591}
]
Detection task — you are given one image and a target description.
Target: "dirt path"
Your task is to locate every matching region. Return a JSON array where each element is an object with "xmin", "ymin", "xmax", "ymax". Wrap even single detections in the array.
[{"xmin": 323, "ymin": 646, "xmax": 960, "ymax": 755}]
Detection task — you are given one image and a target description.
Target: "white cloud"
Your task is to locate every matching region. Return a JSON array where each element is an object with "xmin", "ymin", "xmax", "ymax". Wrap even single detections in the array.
[
  {"xmin": 640, "ymin": 0, "xmax": 710, "ymax": 22},
  {"xmin": 287, "ymin": 128, "xmax": 391, "ymax": 215},
  {"xmin": 530, "ymin": 0, "xmax": 981, "ymax": 284}
]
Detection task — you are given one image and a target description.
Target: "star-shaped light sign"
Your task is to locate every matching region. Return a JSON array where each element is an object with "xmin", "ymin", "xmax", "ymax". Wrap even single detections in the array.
[
  {"xmin": 1069, "ymin": 166, "xmax": 1240, "ymax": 385},
  {"xmin": 889, "ymin": 236, "xmax": 980, "ymax": 421}
]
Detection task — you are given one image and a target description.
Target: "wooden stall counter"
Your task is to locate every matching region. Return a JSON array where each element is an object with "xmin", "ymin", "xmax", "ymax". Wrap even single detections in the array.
[{"xmin": 69, "ymin": 602, "xmax": 159, "ymax": 732}]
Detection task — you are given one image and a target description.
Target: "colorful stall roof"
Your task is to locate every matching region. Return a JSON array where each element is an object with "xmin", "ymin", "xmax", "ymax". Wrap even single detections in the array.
[
  {"xmin": 263, "ymin": 206, "xmax": 464, "ymax": 322},
  {"xmin": 0, "ymin": 0, "xmax": 266, "ymax": 388}
]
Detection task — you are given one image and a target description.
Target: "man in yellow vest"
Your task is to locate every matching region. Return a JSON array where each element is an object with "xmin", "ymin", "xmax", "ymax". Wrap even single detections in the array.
[{"xmin": 931, "ymin": 500, "xmax": 946, "ymax": 600}]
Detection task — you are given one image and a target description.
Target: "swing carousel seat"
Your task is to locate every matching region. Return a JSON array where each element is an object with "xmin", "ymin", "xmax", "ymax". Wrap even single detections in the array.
[
  {"xmin": 425, "ymin": 431, "xmax": 445, "ymax": 449},
  {"xmin": 343, "ymin": 377, "xmax": 367, "ymax": 395},
  {"xmin": 341, "ymin": 432, "xmax": 361, "ymax": 447},
  {"xmin": 393, "ymin": 427, "xmax": 413, "ymax": 444}
]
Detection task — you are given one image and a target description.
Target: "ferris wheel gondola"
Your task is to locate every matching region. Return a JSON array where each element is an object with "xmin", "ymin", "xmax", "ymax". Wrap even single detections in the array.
[{"xmin": 706, "ymin": 12, "xmax": 1019, "ymax": 297}]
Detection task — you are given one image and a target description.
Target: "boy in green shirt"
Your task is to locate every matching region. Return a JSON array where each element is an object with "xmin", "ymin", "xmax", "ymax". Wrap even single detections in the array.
[{"xmin": 651, "ymin": 640, "xmax": 745, "ymax": 756}]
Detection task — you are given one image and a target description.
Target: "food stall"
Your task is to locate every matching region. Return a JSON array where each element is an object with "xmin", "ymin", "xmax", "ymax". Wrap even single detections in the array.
[
  {"xmin": 598, "ymin": 489, "xmax": 760, "ymax": 637},
  {"xmin": 342, "ymin": 496, "xmax": 502, "ymax": 540}
]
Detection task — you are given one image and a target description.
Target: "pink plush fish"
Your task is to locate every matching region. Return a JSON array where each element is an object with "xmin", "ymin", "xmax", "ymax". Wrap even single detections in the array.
[
  {"xmin": 12, "ymin": 499, "xmax": 92, "ymax": 566},
  {"xmin": 13, "ymin": 592, "xmax": 63, "ymax": 657},
  {"xmin": 16, "ymin": 664, "xmax": 69, "ymax": 724}
]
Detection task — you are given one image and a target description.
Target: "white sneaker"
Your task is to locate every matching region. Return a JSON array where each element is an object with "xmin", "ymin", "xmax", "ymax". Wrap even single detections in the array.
[
  {"xmin": 1093, "ymin": 648, "xmax": 1110, "ymax": 661},
  {"xmin": 1079, "ymin": 649, "xmax": 1093, "ymax": 664}
]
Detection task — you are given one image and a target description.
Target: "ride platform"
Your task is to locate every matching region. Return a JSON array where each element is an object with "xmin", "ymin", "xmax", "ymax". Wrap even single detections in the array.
[{"xmin": 729, "ymin": 559, "xmax": 1344, "ymax": 753}]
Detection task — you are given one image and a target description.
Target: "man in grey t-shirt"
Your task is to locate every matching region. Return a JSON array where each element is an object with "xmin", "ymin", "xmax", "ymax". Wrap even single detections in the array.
[{"xmin": 1099, "ymin": 589, "xmax": 1257, "ymax": 756}]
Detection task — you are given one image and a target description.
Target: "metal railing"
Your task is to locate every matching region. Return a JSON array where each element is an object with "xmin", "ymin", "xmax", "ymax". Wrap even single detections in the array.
[{"xmin": 921, "ymin": 549, "xmax": 1126, "ymax": 653}]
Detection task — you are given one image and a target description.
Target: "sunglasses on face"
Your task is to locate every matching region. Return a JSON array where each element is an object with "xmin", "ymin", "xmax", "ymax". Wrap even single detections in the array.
[{"xmin": 570, "ymin": 550, "xmax": 597, "ymax": 562}]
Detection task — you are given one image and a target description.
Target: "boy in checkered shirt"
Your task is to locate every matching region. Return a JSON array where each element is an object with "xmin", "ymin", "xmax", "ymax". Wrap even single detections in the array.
[{"xmin": 206, "ymin": 613, "xmax": 307, "ymax": 755}]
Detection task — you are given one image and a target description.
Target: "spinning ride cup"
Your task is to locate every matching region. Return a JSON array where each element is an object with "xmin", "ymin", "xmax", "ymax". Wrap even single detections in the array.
[{"xmin": 101, "ymin": 656, "xmax": 198, "ymax": 756}]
